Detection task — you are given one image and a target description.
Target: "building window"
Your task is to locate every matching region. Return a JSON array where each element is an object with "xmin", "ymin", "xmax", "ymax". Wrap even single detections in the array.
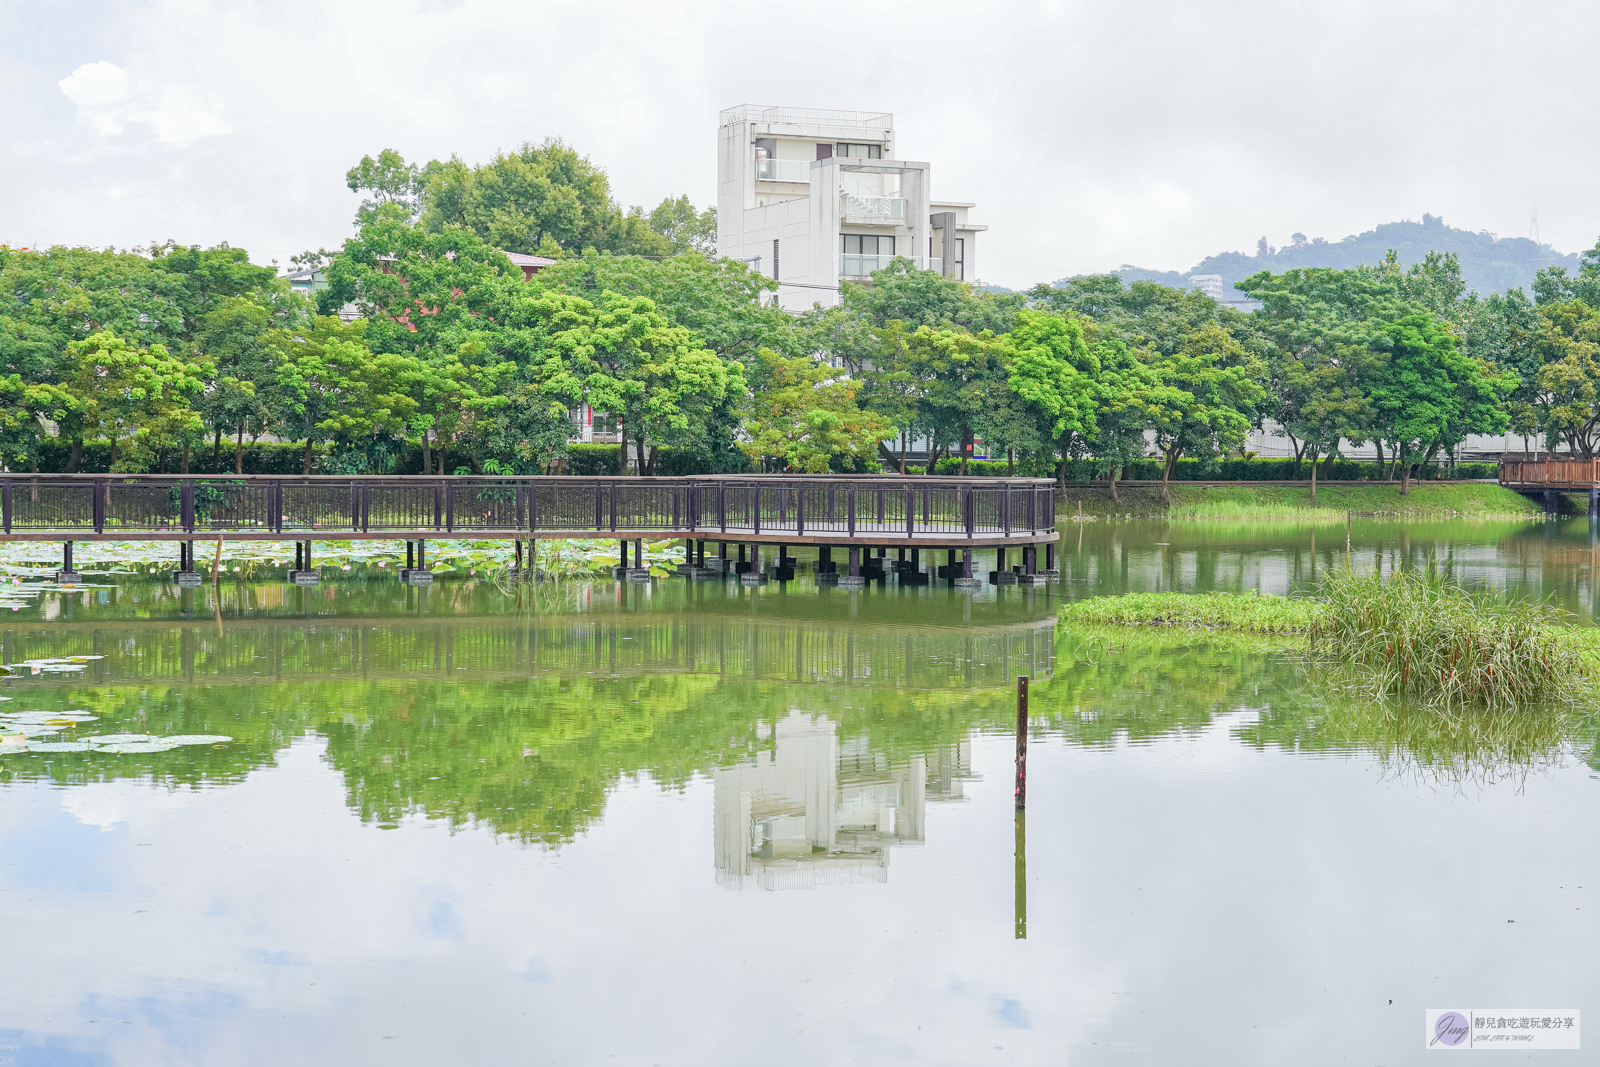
[
  {"xmin": 773, "ymin": 239, "xmax": 780, "ymax": 281},
  {"xmin": 954, "ymin": 238, "xmax": 965, "ymax": 280},
  {"xmin": 815, "ymin": 143, "xmax": 833, "ymax": 160},
  {"xmin": 835, "ymin": 143, "xmax": 882, "ymax": 159},
  {"xmin": 840, "ymin": 234, "xmax": 895, "ymax": 256}
]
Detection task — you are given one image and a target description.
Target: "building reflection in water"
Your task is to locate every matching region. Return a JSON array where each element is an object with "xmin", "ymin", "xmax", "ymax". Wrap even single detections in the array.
[{"xmin": 714, "ymin": 711, "xmax": 975, "ymax": 890}]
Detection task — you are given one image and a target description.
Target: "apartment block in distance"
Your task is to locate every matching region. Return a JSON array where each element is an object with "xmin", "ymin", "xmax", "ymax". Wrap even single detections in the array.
[{"xmin": 716, "ymin": 104, "xmax": 986, "ymax": 311}]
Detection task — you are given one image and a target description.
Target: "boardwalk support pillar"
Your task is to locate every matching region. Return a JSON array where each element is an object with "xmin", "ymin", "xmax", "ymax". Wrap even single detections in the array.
[
  {"xmin": 289, "ymin": 540, "xmax": 319, "ymax": 586},
  {"xmin": 56, "ymin": 541, "xmax": 82, "ymax": 584},
  {"xmin": 955, "ymin": 547, "xmax": 982, "ymax": 589},
  {"xmin": 399, "ymin": 540, "xmax": 431, "ymax": 585}
]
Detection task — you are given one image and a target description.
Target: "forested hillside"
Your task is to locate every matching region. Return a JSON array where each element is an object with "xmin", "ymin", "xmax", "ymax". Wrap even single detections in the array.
[{"xmin": 1085, "ymin": 214, "xmax": 1579, "ymax": 298}]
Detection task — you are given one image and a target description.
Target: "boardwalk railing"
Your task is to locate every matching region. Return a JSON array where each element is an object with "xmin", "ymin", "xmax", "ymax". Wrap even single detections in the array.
[
  {"xmin": 1500, "ymin": 459, "xmax": 1600, "ymax": 487},
  {"xmin": 0, "ymin": 475, "xmax": 1057, "ymax": 540}
]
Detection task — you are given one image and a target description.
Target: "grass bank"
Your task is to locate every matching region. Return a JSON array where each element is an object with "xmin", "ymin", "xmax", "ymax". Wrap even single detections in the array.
[
  {"xmin": 1056, "ymin": 482, "xmax": 1547, "ymax": 521},
  {"xmin": 1058, "ymin": 591, "xmax": 1316, "ymax": 633},
  {"xmin": 1060, "ymin": 576, "xmax": 1600, "ymax": 710}
]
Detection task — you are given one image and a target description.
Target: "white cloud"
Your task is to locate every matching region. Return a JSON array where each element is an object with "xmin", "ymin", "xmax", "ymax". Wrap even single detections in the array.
[
  {"xmin": 58, "ymin": 59, "xmax": 228, "ymax": 147},
  {"xmin": 8, "ymin": 0, "xmax": 1600, "ymax": 282}
]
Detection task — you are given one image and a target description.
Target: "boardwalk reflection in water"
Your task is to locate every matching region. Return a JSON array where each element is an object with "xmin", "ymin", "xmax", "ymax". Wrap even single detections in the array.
[{"xmin": 0, "ymin": 578, "xmax": 1050, "ymax": 852}]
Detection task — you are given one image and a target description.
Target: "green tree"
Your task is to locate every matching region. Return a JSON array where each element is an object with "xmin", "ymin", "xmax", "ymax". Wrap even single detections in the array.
[
  {"xmin": 875, "ymin": 323, "xmax": 1008, "ymax": 474},
  {"xmin": 57, "ymin": 332, "xmax": 210, "ymax": 472},
  {"xmin": 507, "ymin": 289, "xmax": 741, "ymax": 475},
  {"xmin": 1146, "ymin": 323, "xmax": 1265, "ymax": 501},
  {"xmin": 268, "ymin": 316, "xmax": 422, "ymax": 475},
  {"xmin": 839, "ymin": 260, "xmax": 1025, "ymax": 334},
  {"xmin": 346, "ymin": 149, "xmax": 423, "ymax": 224},
  {"xmin": 646, "ymin": 196, "xmax": 717, "ymax": 256},
  {"xmin": 1000, "ymin": 309, "xmax": 1101, "ymax": 478},
  {"xmin": 740, "ymin": 349, "xmax": 895, "ymax": 472},
  {"xmin": 415, "ymin": 139, "xmax": 669, "ymax": 257},
  {"xmin": 1365, "ymin": 313, "xmax": 1510, "ymax": 493}
]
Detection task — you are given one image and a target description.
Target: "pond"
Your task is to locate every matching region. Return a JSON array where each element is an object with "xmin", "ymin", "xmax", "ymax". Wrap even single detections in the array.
[{"xmin": 0, "ymin": 518, "xmax": 1595, "ymax": 1065}]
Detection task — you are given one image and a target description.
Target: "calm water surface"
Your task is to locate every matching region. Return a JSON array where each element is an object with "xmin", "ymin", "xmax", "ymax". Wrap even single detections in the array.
[{"xmin": 1, "ymin": 518, "xmax": 1597, "ymax": 1065}]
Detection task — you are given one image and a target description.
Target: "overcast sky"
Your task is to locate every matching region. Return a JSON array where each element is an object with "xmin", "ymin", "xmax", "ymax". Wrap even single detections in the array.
[{"xmin": 3, "ymin": 0, "xmax": 1597, "ymax": 289}]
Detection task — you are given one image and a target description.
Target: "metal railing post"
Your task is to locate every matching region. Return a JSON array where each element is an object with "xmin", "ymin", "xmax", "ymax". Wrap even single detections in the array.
[
  {"xmin": 847, "ymin": 486, "xmax": 856, "ymax": 537},
  {"xmin": 181, "ymin": 480, "xmax": 195, "ymax": 533},
  {"xmin": 94, "ymin": 478, "xmax": 105, "ymax": 534},
  {"xmin": 445, "ymin": 481, "xmax": 455, "ymax": 531},
  {"xmin": 965, "ymin": 485, "xmax": 974, "ymax": 539},
  {"xmin": 796, "ymin": 483, "xmax": 805, "ymax": 536},
  {"xmin": 906, "ymin": 486, "xmax": 914, "ymax": 539},
  {"xmin": 688, "ymin": 483, "xmax": 697, "ymax": 533},
  {"xmin": 434, "ymin": 482, "xmax": 443, "ymax": 528},
  {"xmin": 718, "ymin": 482, "xmax": 727, "ymax": 534},
  {"xmin": 609, "ymin": 482, "xmax": 617, "ymax": 532},
  {"xmin": 2, "ymin": 479, "xmax": 10, "ymax": 534},
  {"xmin": 753, "ymin": 484, "xmax": 762, "ymax": 535}
]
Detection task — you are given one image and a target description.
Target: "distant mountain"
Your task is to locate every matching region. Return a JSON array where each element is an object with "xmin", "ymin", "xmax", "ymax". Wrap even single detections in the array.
[{"xmin": 1068, "ymin": 214, "xmax": 1584, "ymax": 299}]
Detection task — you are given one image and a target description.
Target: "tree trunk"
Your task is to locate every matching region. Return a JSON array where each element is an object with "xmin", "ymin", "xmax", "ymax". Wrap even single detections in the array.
[
  {"xmin": 212, "ymin": 427, "xmax": 222, "ymax": 472},
  {"xmin": 1287, "ymin": 432, "xmax": 1304, "ymax": 474},
  {"xmin": 108, "ymin": 436, "xmax": 117, "ymax": 472},
  {"xmin": 181, "ymin": 442, "xmax": 190, "ymax": 475},
  {"xmin": 1107, "ymin": 465, "xmax": 1119, "ymax": 502},
  {"xmin": 899, "ymin": 431, "xmax": 908, "ymax": 475},
  {"xmin": 636, "ymin": 436, "xmax": 649, "ymax": 477},
  {"xmin": 67, "ymin": 439, "xmax": 83, "ymax": 474},
  {"xmin": 1161, "ymin": 446, "xmax": 1180, "ymax": 504},
  {"xmin": 1007, "ymin": 449, "xmax": 1014, "ymax": 476},
  {"xmin": 1308, "ymin": 446, "xmax": 1318, "ymax": 504},
  {"xmin": 234, "ymin": 424, "xmax": 245, "ymax": 475},
  {"xmin": 303, "ymin": 439, "xmax": 314, "ymax": 476},
  {"xmin": 923, "ymin": 441, "xmax": 941, "ymax": 475},
  {"xmin": 960, "ymin": 427, "xmax": 972, "ymax": 475},
  {"xmin": 1400, "ymin": 453, "xmax": 1411, "ymax": 496},
  {"xmin": 617, "ymin": 421, "xmax": 629, "ymax": 475},
  {"xmin": 1373, "ymin": 439, "xmax": 1383, "ymax": 481}
]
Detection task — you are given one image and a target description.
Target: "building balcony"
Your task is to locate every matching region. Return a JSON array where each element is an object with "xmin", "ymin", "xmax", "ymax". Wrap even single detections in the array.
[
  {"xmin": 756, "ymin": 158, "xmax": 810, "ymax": 183},
  {"xmin": 841, "ymin": 195, "xmax": 907, "ymax": 223},
  {"xmin": 840, "ymin": 255, "xmax": 941, "ymax": 279}
]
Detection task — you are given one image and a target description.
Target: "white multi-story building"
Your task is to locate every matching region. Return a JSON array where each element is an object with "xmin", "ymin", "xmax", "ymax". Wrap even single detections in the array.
[{"xmin": 716, "ymin": 104, "xmax": 986, "ymax": 311}]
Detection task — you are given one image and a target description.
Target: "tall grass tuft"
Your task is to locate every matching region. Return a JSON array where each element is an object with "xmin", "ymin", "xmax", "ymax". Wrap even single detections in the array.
[{"xmin": 1310, "ymin": 563, "xmax": 1588, "ymax": 711}]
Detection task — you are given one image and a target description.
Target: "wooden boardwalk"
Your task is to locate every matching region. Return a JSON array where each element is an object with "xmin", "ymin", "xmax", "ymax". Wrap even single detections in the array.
[
  {"xmin": 1499, "ymin": 459, "xmax": 1600, "ymax": 515},
  {"xmin": 0, "ymin": 473, "xmax": 1058, "ymax": 548}
]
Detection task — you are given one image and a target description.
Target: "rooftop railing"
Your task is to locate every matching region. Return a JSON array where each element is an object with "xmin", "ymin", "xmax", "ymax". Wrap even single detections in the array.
[
  {"xmin": 721, "ymin": 105, "xmax": 893, "ymax": 129},
  {"xmin": 756, "ymin": 158, "xmax": 810, "ymax": 183},
  {"xmin": 841, "ymin": 195, "xmax": 907, "ymax": 221},
  {"xmin": 840, "ymin": 254, "xmax": 941, "ymax": 279}
]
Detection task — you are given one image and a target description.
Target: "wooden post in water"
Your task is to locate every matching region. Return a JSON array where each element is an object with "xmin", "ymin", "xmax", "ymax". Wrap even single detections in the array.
[
  {"xmin": 1015, "ymin": 809, "xmax": 1027, "ymax": 940},
  {"xmin": 1015, "ymin": 675, "xmax": 1029, "ymax": 810},
  {"xmin": 1014, "ymin": 673, "xmax": 1029, "ymax": 939}
]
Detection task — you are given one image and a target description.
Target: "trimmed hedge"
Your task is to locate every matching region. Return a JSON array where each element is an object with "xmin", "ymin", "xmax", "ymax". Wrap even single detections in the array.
[{"xmin": 927, "ymin": 456, "xmax": 1499, "ymax": 481}]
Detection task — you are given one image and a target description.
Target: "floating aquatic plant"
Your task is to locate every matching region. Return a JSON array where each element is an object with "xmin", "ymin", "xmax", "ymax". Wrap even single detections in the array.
[{"xmin": 0, "ymin": 705, "xmax": 230, "ymax": 755}]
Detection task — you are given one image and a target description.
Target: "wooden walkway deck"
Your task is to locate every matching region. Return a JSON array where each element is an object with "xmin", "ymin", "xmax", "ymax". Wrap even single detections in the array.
[{"xmin": 0, "ymin": 473, "xmax": 1059, "ymax": 548}]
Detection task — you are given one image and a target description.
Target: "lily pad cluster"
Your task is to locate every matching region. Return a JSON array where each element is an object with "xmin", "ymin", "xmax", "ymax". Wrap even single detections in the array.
[
  {"xmin": 0, "ymin": 537, "xmax": 685, "ymax": 581},
  {"xmin": 0, "ymin": 655, "xmax": 105, "ymax": 676},
  {"xmin": 0, "ymin": 703, "xmax": 231, "ymax": 756}
]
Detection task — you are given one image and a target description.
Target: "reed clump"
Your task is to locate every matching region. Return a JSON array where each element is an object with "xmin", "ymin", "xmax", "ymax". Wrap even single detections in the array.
[
  {"xmin": 1058, "ymin": 590, "xmax": 1316, "ymax": 634},
  {"xmin": 1310, "ymin": 565, "xmax": 1589, "ymax": 711}
]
